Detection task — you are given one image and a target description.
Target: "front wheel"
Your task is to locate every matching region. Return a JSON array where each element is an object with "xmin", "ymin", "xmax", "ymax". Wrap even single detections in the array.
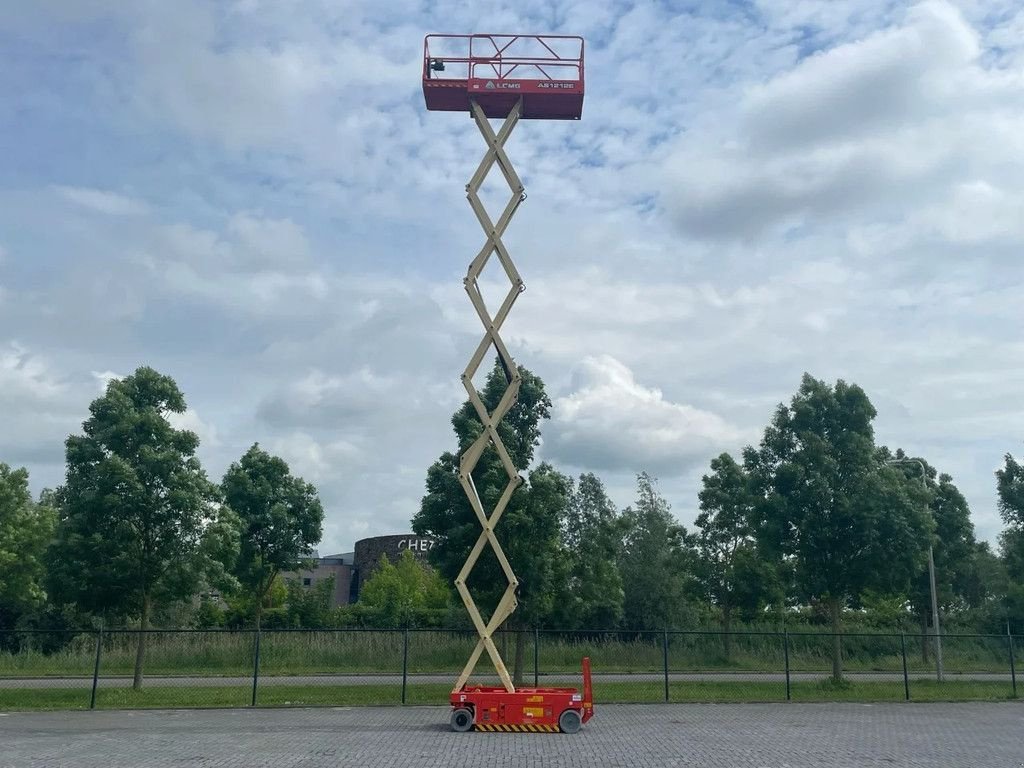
[
  {"xmin": 450, "ymin": 707, "xmax": 474, "ymax": 732},
  {"xmin": 558, "ymin": 708, "xmax": 582, "ymax": 734}
]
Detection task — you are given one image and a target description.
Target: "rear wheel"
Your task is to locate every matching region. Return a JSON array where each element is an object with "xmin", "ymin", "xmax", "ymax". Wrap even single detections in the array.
[
  {"xmin": 558, "ymin": 708, "xmax": 582, "ymax": 734},
  {"xmin": 450, "ymin": 707, "xmax": 474, "ymax": 732}
]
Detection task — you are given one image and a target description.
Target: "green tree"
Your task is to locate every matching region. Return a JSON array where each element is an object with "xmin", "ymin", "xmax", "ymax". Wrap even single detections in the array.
[
  {"xmin": 197, "ymin": 505, "xmax": 242, "ymax": 597},
  {"xmin": 960, "ymin": 541, "xmax": 1010, "ymax": 631},
  {"xmin": 283, "ymin": 575, "xmax": 337, "ymax": 628},
  {"xmin": 744, "ymin": 375, "xmax": 933, "ymax": 680},
  {"xmin": 618, "ymin": 472, "xmax": 694, "ymax": 632},
  {"xmin": 220, "ymin": 444, "xmax": 324, "ymax": 629},
  {"xmin": 694, "ymin": 453, "xmax": 780, "ymax": 657},
  {"xmin": 0, "ymin": 465, "xmax": 57, "ymax": 629},
  {"xmin": 48, "ymin": 367, "xmax": 221, "ymax": 689},
  {"xmin": 1001, "ymin": 530, "xmax": 1024, "ymax": 629},
  {"xmin": 194, "ymin": 597, "xmax": 227, "ymax": 629},
  {"xmin": 997, "ymin": 452, "xmax": 1024, "ymax": 527},
  {"xmin": 998, "ymin": 451, "xmax": 1024, "ymax": 629},
  {"xmin": 1002, "ymin": 529, "xmax": 1024, "ymax": 584},
  {"xmin": 358, "ymin": 550, "xmax": 450, "ymax": 627},
  {"xmin": 555, "ymin": 473, "xmax": 625, "ymax": 630},
  {"xmin": 882, "ymin": 454, "xmax": 976, "ymax": 655},
  {"xmin": 413, "ymin": 361, "xmax": 567, "ymax": 684},
  {"xmin": 224, "ymin": 575, "xmax": 287, "ymax": 628}
]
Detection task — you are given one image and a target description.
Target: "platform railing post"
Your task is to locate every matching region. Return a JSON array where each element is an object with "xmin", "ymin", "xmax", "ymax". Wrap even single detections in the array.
[
  {"xmin": 663, "ymin": 630, "xmax": 670, "ymax": 703},
  {"xmin": 783, "ymin": 630, "xmax": 791, "ymax": 702},
  {"xmin": 901, "ymin": 632, "xmax": 910, "ymax": 701}
]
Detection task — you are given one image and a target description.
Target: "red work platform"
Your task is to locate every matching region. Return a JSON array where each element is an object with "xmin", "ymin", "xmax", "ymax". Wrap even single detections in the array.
[
  {"xmin": 449, "ymin": 658, "xmax": 594, "ymax": 733},
  {"xmin": 423, "ymin": 34, "xmax": 584, "ymax": 120}
]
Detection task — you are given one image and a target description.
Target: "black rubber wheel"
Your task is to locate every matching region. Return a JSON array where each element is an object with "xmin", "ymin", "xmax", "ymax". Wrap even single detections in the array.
[
  {"xmin": 558, "ymin": 708, "xmax": 582, "ymax": 734},
  {"xmin": 450, "ymin": 707, "xmax": 474, "ymax": 732}
]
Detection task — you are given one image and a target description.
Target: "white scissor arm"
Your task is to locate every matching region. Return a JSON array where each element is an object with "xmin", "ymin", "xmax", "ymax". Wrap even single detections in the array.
[{"xmin": 452, "ymin": 99, "xmax": 527, "ymax": 694}]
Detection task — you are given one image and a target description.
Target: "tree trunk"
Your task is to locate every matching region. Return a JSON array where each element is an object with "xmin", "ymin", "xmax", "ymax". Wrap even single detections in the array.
[
  {"xmin": 722, "ymin": 605, "xmax": 732, "ymax": 661},
  {"xmin": 133, "ymin": 591, "xmax": 151, "ymax": 691},
  {"xmin": 919, "ymin": 612, "xmax": 930, "ymax": 664},
  {"xmin": 255, "ymin": 571, "xmax": 275, "ymax": 630},
  {"xmin": 828, "ymin": 596, "xmax": 843, "ymax": 683},
  {"xmin": 512, "ymin": 627, "xmax": 526, "ymax": 687}
]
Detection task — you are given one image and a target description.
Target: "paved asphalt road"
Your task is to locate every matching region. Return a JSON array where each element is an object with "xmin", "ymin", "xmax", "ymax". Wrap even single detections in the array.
[
  {"xmin": 1, "ymin": 703, "xmax": 1022, "ymax": 767},
  {"xmin": 0, "ymin": 671, "xmax": 1008, "ymax": 688}
]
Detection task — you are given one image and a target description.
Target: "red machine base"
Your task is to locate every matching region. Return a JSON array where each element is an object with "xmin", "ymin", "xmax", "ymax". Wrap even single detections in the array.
[{"xmin": 449, "ymin": 657, "xmax": 593, "ymax": 733}]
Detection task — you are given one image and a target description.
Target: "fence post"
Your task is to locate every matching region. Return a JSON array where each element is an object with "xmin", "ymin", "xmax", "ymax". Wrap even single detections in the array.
[
  {"xmin": 663, "ymin": 630, "xmax": 670, "ymax": 703},
  {"xmin": 783, "ymin": 630, "xmax": 791, "ymax": 702},
  {"xmin": 402, "ymin": 627, "xmax": 410, "ymax": 705},
  {"xmin": 90, "ymin": 626, "xmax": 103, "ymax": 710},
  {"xmin": 900, "ymin": 632, "xmax": 910, "ymax": 701},
  {"xmin": 1008, "ymin": 626, "xmax": 1017, "ymax": 699},
  {"xmin": 533, "ymin": 627, "xmax": 539, "ymax": 687},
  {"xmin": 250, "ymin": 628, "xmax": 261, "ymax": 707}
]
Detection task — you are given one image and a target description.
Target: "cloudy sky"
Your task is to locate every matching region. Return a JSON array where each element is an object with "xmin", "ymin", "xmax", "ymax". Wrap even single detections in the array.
[{"xmin": 2, "ymin": 0, "xmax": 1022, "ymax": 553}]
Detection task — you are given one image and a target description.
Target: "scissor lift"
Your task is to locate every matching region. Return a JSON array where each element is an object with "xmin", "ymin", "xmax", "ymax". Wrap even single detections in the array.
[{"xmin": 422, "ymin": 34, "xmax": 592, "ymax": 734}]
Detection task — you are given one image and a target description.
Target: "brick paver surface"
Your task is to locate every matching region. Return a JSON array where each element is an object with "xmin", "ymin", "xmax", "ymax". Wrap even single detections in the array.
[{"xmin": 1, "ymin": 703, "xmax": 1022, "ymax": 767}]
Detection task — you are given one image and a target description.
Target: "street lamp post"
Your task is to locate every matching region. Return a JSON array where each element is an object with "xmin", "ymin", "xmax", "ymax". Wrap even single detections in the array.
[{"xmin": 887, "ymin": 458, "xmax": 943, "ymax": 683}]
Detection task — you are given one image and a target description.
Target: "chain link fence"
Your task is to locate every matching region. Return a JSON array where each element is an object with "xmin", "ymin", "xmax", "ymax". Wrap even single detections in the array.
[{"xmin": 0, "ymin": 627, "xmax": 1018, "ymax": 710}]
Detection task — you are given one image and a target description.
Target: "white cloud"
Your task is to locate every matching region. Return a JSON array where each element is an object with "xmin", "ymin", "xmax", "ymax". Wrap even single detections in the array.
[
  {"xmin": 268, "ymin": 431, "xmax": 363, "ymax": 484},
  {"xmin": 662, "ymin": 0, "xmax": 1024, "ymax": 241},
  {"xmin": 258, "ymin": 368, "xmax": 398, "ymax": 430},
  {"xmin": 915, "ymin": 181, "xmax": 1024, "ymax": 244},
  {"xmin": 156, "ymin": 216, "xmax": 309, "ymax": 270},
  {"xmin": 0, "ymin": 342, "xmax": 83, "ymax": 475},
  {"xmin": 742, "ymin": 1, "xmax": 979, "ymax": 153},
  {"xmin": 546, "ymin": 356, "xmax": 748, "ymax": 476},
  {"xmin": 54, "ymin": 186, "xmax": 148, "ymax": 216},
  {"xmin": 4, "ymin": 0, "xmax": 1023, "ymax": 551},
  {"xmin": 0, "ymin": 343, "xmax": 65, "ymax": 401},
  {"xmin": 90, "ymin": 370, "xmax": 123, "ymax": 393},
  {"xmin": 128, "ymin": 1, "xmax": 415, "ymax": 156},
  {"xmin": 167, "ymin": 407, "xmax": 221, "ymax": 448},
  {"xmin": 143, "ymin": 219, "xmax": 329, "ymax": 313},
  {"xmin": 156, "ymin": 223, "xmax": 232, "ymax": 267},
  {"xmin": 227, "ymin": 214, "xmax": 310, "ymax": 267}
]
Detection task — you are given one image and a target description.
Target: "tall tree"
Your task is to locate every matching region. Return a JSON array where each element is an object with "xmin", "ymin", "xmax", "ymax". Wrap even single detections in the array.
[
  {"xmin": 0, "ymin": 465, "xmax": 56, "ymax": 630},
  {"xmin": 221, "ymin": 444, "xmax": 324, "ymax": 629},
  {"xmin": 413, "ymin": 361, "xmax": 567, "ymax": 684},
  {"xmin": 555, "ymin": 473, "xmax": 625, "ymax": 630},
  {"xmin": 744, "ymin": 375, "xmax": 933, "ymax": 680},
  {"xmin": 48, "ymin": 367, "xmax": 220, "ymax": 689},
  {"xmin": 998, "ymin": 451, "xmax": 1024, "ymax": 629},
  {"xmin": 282, "ymin": 575, "xmax": 337, "ymax": 629},
  {"xmin": 618, "ymin": 472, "xmax": 693, "ymax": 632},
  {"xmin": 882, "ymin": 453, "xmax": 976, "ymax": 656},
  {"xmin": 694, "ymin": 453, "xmax": 779, "ymax": 657},
  {"xmin": 959, "ymin": 541, "xmax": 1010, "ymax": 631},
  {"xmin": 1000, "ymin": 529, "xmax": 1024, "ymax": 629},
  {"xmin": 997, "ymin": 452, "xmax": 1024, "ymax": 528}
]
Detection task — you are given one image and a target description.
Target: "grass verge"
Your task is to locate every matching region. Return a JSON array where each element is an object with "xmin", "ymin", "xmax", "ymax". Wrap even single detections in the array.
[{"xmin": 0, "ymin": 679, "xmax": 1017, "ymax": 712}]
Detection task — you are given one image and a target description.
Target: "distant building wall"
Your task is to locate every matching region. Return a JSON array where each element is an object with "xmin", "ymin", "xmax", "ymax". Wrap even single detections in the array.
[
  {"xmin": 293, "ymin": 557, "xmax": 353, "ymax": 607},
  {"xmin": 286, "ymin": 535, "xmax": 437, "ymax": 608},
  {"xmin": 351, "ymin": 534, "xmax": 437, "ymax": 603}
]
